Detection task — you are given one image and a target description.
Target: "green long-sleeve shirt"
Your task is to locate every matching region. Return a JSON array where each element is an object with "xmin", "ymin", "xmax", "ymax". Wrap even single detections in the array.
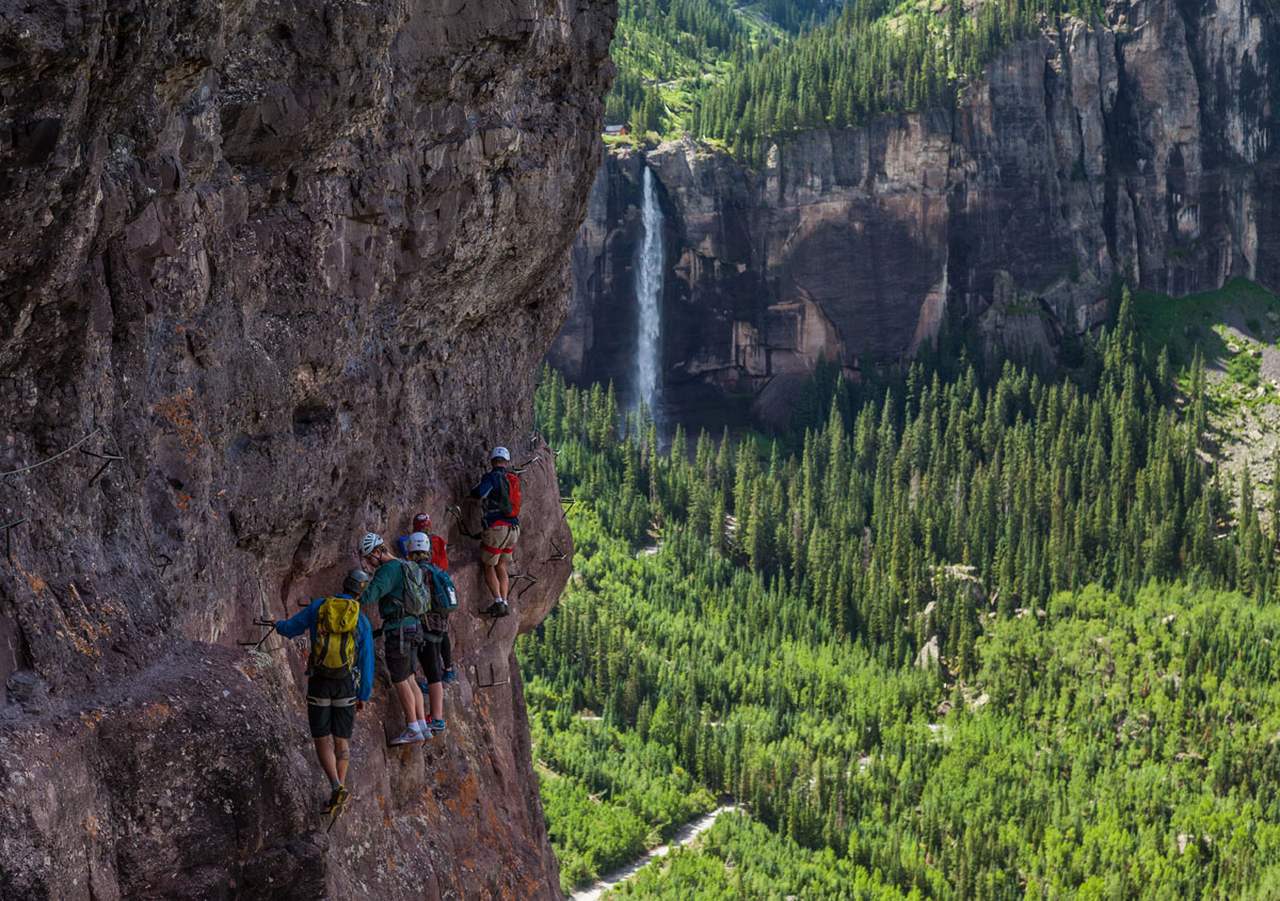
[{"xmin": 361, "ymin": 559, "xmax": 419, "ymax": 631}]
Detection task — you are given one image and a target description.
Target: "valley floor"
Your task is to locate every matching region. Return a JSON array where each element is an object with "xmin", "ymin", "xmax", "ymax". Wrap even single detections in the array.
[
  {"xmin": 571, "ymin": 804, "xmax": 740, "ymax": 900},
  {"xmin": 525, "ymin": 284, "xmax": 1280, "ymax": 898}
]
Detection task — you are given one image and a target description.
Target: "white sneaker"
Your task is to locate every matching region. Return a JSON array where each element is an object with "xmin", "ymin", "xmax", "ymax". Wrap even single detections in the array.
[{"xmin": 389, "ymin": 727, "xmax": 423, "ymax": 746}]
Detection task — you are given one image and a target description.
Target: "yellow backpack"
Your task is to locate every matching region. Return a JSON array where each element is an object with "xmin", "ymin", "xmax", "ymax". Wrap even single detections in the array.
[{"xmin": 310, "ymin": 596, "xmax": 360, "ymax": 679}]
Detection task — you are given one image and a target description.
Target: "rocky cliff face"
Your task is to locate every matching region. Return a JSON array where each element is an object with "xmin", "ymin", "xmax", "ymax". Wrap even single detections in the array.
[
  {"xmin": 0, "ymin": 1, "xmax": 614, "ymax": 898},
  {"xmin": 553, "ymin": 0, "xmax": 1280, "ymax": 423}
]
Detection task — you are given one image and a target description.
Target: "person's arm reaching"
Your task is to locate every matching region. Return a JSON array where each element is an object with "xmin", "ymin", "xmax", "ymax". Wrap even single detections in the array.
[
  {"xmin": 359, "ymin": 562, "xmax": 398, "ymax": 617},
  {"xmin": 470, "ymin": 471, "xmax": 494, "ymax": 499},
  {"xmin": 276, "ymin": 600, "xmax": 320, "ymax": 638},
  {"xmin": 355, "ymin": 614, "xmax": 375, "ymax": 702}
]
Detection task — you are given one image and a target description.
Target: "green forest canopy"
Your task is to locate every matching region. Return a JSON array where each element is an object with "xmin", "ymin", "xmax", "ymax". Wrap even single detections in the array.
[
  {"xmin": 608, "ymin": 0, "xmax": 1104, "ymax": 161},
  {"xmin": 520, "ymin": 293, "xmax": 1280, "ymax": 896}
]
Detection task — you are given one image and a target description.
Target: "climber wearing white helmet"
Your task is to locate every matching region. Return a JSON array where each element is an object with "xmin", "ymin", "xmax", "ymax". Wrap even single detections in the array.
[
  {"xmin": 405, "ymin": 530, "xmax": 457, "ymax": 737},
  {"xmin": 469, "ymin": 446, "xmax": 522, "ymax": 618},
  {"xmin": 356, "ymin": 532, "xmax": 431, "ymax": 746}
]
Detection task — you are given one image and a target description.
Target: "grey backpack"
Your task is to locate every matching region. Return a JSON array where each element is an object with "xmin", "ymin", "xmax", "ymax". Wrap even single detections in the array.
[{"xmin": 398, "ymin": 561, "xmax": 432, "ymax": 619}]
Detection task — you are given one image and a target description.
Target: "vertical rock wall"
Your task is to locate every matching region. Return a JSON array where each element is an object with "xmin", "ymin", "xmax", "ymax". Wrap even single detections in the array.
[
  {"xmin": 552, "ymin": 0, "xmax": 1280, "ymax": 421},
  {"xmin": 0, "ymin": 1, "xmax": 616, "ymax": 898}
]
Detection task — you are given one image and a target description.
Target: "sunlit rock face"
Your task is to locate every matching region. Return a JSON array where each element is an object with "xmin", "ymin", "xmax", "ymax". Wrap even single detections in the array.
[
  {"xmin": 0, "ymin": 1, "xmax": 615, "ymax": 897},
  {"xmin": 554, "ymin": 0, "xmax": 1279, "ymax": 420}
]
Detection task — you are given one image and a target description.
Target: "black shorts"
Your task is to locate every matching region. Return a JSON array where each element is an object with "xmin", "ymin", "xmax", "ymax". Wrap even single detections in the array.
[
  {"xmin": 307, "ymin": 674, "xmax": 357, "ymax": 739},
  {"xmin": 418, "ymin": 631, "xmax": 452, "ymax": 684},
  {"xmin": 384, "ymin": 627, "xmax": 420, "ymax": 684}
]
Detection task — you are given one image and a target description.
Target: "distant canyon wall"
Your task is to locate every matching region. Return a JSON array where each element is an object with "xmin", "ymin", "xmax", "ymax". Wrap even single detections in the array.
[{"xmin": 552, "ymin": 0, "xmax": 1280, "ymax": 423}]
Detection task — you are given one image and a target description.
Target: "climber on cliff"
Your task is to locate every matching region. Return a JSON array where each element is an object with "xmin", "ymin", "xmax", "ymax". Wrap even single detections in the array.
[
  {"xmin": 397, "ymin": 512, "xmax": 449, "ymax": 568},
  {"xmin": 469, "ymin": 447, "xmax": 521, "ymax": 618},
  {"xmin": 406, "ymin": 531, "xmax": 459, "ymax": 736},
  {"xmin": 356, "ymin": 532, "xmax": 433, "ymax": 745},
  {"xmin": 275, "ymin": 569, "xmax": 375, "ymax": 816}
]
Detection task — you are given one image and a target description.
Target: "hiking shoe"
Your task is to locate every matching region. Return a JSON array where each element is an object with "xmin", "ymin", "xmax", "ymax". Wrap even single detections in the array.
[
  {"xmin": 389, "ymin": 727, "xmax": 424, "ymax": 746},
  {"xmin": 442, "ymin": 668, "xmax": 458, "ymax": 685},
  {"xmin": 482, "ymin": 601, "xmax": 510, "ymax": 618},
  {"xmin": 430, "ymin": 718, "xmax": 446, "ymax": 735},
  {"xmin": 324, "ymin": 785, "xmax": 350, "ymax": 816}
]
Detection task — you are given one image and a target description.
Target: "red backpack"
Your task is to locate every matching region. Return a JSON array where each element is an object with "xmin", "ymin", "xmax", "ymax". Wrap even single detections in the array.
[
  {"xmin": 489, "ymin": 469, "xmax": 522, "ymax": 520},
  {"xmin": 430, "ymin": 534, "xmax": 449, "ymax": 570}
]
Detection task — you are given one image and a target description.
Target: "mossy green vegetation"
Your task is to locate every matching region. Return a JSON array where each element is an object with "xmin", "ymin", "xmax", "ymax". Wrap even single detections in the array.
[
  {"xmin": 1132, "ymin": 280, "xmax": 1280, "ymax": 496},
  {"xmin": 1132, "ymin": 279, "xmax": 1280, "ymax": 375},
  {"xmin": 523, "ymin": 301, "xmax": 1280, "ymax": 896}
]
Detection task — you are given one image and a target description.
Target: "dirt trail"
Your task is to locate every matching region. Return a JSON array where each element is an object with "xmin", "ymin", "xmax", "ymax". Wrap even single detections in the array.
[{"xmin": 570, "ymin": 804, "xmax": 741, "ymax": 901}]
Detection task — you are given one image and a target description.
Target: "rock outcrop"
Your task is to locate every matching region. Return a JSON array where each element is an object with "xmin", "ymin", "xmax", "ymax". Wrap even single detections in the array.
[
  {"xmin": 552, "ymin": 0, "xmax": 1280, "ymax": 421},
  {"xmin": 0, "ymin": 1, "xmax": 615, "ymax": 898}
]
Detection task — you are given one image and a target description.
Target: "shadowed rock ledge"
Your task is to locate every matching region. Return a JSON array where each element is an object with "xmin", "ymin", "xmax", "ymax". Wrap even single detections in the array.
[{"xmin": 0, "ymin": 1, "xmax": 616, "ymax": 898}]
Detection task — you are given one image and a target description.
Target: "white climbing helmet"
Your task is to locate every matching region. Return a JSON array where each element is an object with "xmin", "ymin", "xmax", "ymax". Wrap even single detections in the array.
[
  {"xmin": 491, "ymin": 446, "xmax": 511, "ymax": 462},
  {"xmin": 407, "ymin": 532, "xmax": 431, "ymax": 554},
  {"xmin": 359, "ymin": 532, "xmax": 385, "ymax": 557}
]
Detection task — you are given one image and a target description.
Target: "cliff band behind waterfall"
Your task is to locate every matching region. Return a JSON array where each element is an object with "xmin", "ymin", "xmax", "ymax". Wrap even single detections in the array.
[
  {"xmin": 0, "ymin": 1, "xmax": 616, "ymax": 898},
  {"xmin": 554, "ymin": 0, "xmax": 1280, "ymax": 423}
]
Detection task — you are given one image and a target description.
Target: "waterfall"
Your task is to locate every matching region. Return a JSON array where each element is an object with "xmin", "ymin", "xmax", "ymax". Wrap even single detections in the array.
[{"xmin": 634, "ymin": 166, "xmax": 664, "ymax": 419}]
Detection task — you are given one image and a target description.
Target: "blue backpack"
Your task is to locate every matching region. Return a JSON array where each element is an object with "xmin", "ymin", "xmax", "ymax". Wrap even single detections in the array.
[{"xmin": 416, "ymin": 561, "xmax": 458, "ymax": 614}]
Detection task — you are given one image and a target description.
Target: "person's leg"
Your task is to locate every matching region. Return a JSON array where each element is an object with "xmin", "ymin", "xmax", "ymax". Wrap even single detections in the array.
[
  {"xmin": 314, "ymin": 736, "xmax": 339, "ymax": 785},
  {"xmin": 334, "ymin": 738, "xmax": 350, "ymax": 784},
  {"xmin": 483, "ymin": 562, "xmax": 500, "ymax": 601},
  {"xmin": 496, "ymin": 556, "xmax": 510, "ymax": 600},
  {"xmin": 428, "ymin": 681, "xmax": 444, "ymax": 721},
  {"xmin": 321, "ymin": 699, "xmax": 352, "ymax": 812},
  {"xmin": 416, "ymin": 642, "xmax": 432, "ymax": 689},
  {"xmin": 497, "ymin": 525, "xmax": 519, "ymax": 603},
  {"xmin": 420, "ymin": 636, "xmax": 442, "ymax": 682},
  {"xmin": 331, "ymin": 679, "xmax": 356, "ymax": 784},
  {"xmin": 393, "ymin": 677, "xmax": 422, "ymax": 725},
  {"xmin": 307, "ymin": 680, "xmax": 340, "ymax": 785},
  {"xmin": 417, "ymin": 637, "xmax": 445, "ymax": 724},
  {"xmin": 386, "ymin": 635, "xmax": 427, "ymax": 743},
  {"xmin": 440, "ymin": 632, "xmax": 453, "ymax": 671}
]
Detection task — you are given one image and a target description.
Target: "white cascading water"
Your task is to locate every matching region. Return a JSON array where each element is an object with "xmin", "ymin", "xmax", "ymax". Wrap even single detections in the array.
[{"xmin": 634, "ymin": 166, "xmax": 664, "ymax": 419}]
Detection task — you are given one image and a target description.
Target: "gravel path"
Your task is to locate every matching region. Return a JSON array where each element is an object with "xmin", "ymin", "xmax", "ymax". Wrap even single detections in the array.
[{"xmin": 570, "ymin": 805, "xmax": 741, "ymax": 901}]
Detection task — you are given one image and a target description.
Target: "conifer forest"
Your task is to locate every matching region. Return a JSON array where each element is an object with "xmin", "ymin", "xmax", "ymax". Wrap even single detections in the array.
[
  {"xmin": 604, "ymin": 0, "xmax": 1104, "ymax": 161},
  {"xmin": 524, "ymin": 289, "xmax": 1280, "ymax": 897}
]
